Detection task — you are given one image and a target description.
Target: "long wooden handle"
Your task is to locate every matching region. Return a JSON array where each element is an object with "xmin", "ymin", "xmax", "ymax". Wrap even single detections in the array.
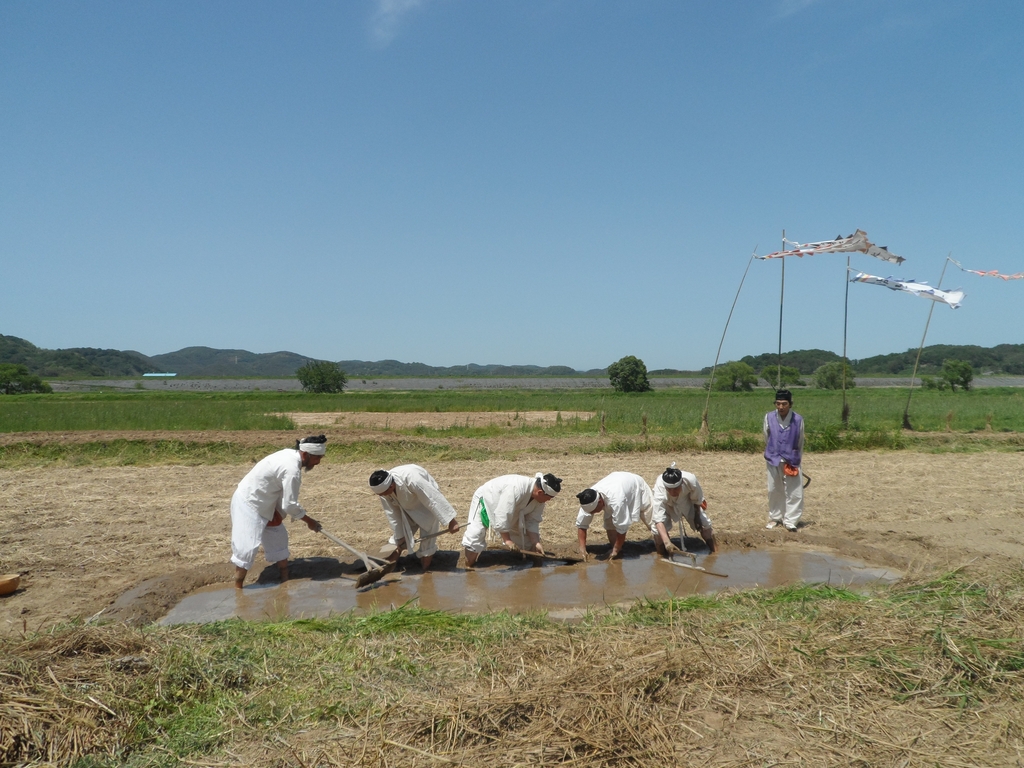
[
  {"xmin": 485, "ymin": 544, "xmax": 582, "ymax": 563},
  {"xmin": 415, "ymin": 522, "xmax": 467, "ymax": 543},
  {"xmin": 659, "ymin": 557, "xmax": 729, "ymax": 578},
  {"xmin": 319, "ymin": 528, "xmax": 387, "ymax": 566}
]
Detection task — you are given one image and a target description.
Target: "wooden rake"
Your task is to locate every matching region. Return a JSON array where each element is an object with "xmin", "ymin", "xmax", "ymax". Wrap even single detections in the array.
[
  {"xmin": 319, "ymin": 528, "xmax": 396, "ymax": 588},
  {"xmin": 659, "ymin": 556, "xmax": 729, "ymax": 578},
  {"xmin": 484, "ymin": 543, "xmax": 584, "ymax": 564}
]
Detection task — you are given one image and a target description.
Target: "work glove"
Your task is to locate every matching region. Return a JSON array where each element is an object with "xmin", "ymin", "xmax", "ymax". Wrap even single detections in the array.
[
  {"xmin": 664, "ymin": 542, "xmax": 682, "ymax": 556},
  {"xmin": 503, "ymin": 540, "xmax": 521, "ymax": 554}
]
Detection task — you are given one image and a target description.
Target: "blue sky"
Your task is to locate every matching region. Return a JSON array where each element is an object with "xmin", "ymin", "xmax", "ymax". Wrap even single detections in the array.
[{"xmin": 2, "ymin": 0, "xmax": 1022, "ymax": 371}]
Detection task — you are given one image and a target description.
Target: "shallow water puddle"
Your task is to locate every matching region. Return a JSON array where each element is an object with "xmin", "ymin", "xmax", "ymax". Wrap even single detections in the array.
[{"xmin": 160, "ymin": 547, "xmax": 900, "ymax": 625}]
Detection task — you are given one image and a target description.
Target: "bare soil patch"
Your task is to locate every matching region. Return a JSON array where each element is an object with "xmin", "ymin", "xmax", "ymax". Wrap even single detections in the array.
[
  {"xmin": 2, "ymin": 439, "xmax": 1023, "ymax": 633},
  {"xmin": 281, "ymin": 410, "xmax": 596, "ymax": 428}
]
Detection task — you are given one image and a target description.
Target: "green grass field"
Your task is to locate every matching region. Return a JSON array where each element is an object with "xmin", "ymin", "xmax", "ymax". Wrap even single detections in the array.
[
  {"xmin": 2, "ymin": 387, "xmax": 1023, "ymax": 467},
  {"xmin": 3, "ymin": 387, "xmax": 1024, "ymax": 434}
]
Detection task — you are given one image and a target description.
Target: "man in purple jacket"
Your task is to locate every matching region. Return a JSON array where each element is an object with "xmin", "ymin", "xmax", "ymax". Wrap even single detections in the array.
[{"xmin": 763, "ymin": 389, "xmax": 805, "ymax": 531}]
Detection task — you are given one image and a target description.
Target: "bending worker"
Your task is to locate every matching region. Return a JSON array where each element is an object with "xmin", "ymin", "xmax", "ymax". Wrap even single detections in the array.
[
  {"xmin": 369, "ymin": 464, "xmax": 460, "ymax": 571},
  {"xmin": 764, "ymin": 388, "xmax": 805, "ymax": 532},
  {"xmin": 651, "ymin": 462, "xmax": 717, "ymax": 556},
  {"xmin": 575, "ymin": 471, "xmax": 654, "ymax": 560},
  {"xmin": 462, "ymin": 472, "xmax": 563, "ymax": 567},
  {"xmin": 229, "ymin": 435, "xmax": 325, "ymax": 589}
]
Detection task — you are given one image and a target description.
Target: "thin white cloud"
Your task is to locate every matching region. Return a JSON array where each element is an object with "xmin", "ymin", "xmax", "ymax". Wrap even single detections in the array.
[{"xmin": 370, "ymin": 0, "xmax": 427, "ymax": 46}]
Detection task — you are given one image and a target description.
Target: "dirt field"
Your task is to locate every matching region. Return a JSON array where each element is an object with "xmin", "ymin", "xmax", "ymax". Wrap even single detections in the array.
[
  {"xmin": 281, "ymin": 410, "xmax": 597, "ymax": 428},
  {"xmin": 2, "ymin": 430, "xmax": 1023, "ymax": 634}
]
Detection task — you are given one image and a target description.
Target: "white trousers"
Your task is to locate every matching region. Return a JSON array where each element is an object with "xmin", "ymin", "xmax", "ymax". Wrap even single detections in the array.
[
  {"xmin": 387, "ymin": 506, "xmax": 441, "ymax": 557},
  {"xmin": 459, "ymin": 493, "xmax": 536, "ymax": 553},
  {"xmin": 650, "ymin": 504, "xmax": 712, "ymax": 536},
  {"xmin": 766, "ymin": 463, "xmax": 803, "ymax": 528},
  {"xmin": 230, "ymin": 492, "xmax": 289, "ymax": 569},
  {"xmin": 460, "ymin": 493, "xmax": 492, "ymax": 553}
]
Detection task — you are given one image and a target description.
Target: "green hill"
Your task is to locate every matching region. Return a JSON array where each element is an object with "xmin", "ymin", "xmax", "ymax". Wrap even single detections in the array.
[
  {"xmin": 338, "ymin": 360, "xmax": 603, "ymax": 377},
  {"xmin": 5, "ymin": 334, "xmax": 1024, "ymax": 379},
  {"xmin": 0, "ymin": 335, "xmax": 154, "ymax": 377},
  {"xmin": 707, "ymin": 344, "xmax": 1024, "ymax": 377},
  {"xmin": 147, "ymin": 347, "xmax": 311, "ymax": 377}
]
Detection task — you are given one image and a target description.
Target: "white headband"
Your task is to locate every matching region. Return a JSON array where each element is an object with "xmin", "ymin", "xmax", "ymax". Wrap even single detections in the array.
[
  {"xmin": 298, "ymin": 441, "xmax": 327, "ymax": 456},
  {"xmin": 536, "ymin": 472, "xmax": 559, "ymax": 497},
  {"xmin": 369, "ymin": 470, "xmax": 393, "ymax": 494},
  {"xmin": 662, "ymin": 461, "xmax": 683, "ymax": 489},
  {"xmin": 580, "ymin": 491, "xmax": 601, "ymax": 514}
]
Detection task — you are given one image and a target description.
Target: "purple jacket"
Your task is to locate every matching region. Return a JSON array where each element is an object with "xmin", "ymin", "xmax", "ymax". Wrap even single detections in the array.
[{"xmin": 764, "ymin": 411, "xmax": 803, "ymax": 467}]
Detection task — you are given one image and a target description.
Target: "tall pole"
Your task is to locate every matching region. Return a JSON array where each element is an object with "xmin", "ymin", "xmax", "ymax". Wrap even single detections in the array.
[
  {"xmin": 842, "ymin": 255, "xmax": 851, "ymax": 425},
  {"xmin": 701, "ymin": 250, "xmax": 757, "ymax": 435},
  {"xmin": 902, "ymin": 254, "xmax": 952, "ymax": 430},
  {"xmin": 777, "ymin": 230, "xmax": 786, "ymax": 389}
]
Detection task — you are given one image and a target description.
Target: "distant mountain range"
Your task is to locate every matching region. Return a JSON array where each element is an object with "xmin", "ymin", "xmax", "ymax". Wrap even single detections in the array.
[{"xmin": 3, "ymin": 333, "xmax": 1024, "ymax": 379}]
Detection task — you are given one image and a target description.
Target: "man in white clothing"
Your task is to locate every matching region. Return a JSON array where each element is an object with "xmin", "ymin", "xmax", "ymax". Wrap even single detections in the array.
[
  {"xmin": 651, "ymin": 462, "xmax": 717, "ymax": 556},
  {"xmin": 230, "ymin": 435, "xmax": 325, "ymax": 589},
  {"xmin": 575, "ymin": 471, "xmax": 654, "ymax": 559},
  {"xmin": 461, "ymin": 472, "xmax": 562, "ymax": 567},
  {"xmin": 369, "ymin": 465, "xmax": 460, "ymax": 571}
]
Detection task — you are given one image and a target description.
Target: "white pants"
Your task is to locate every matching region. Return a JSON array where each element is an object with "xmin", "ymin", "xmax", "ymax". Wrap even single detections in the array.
[
  {"xmin": 460, "ymin": 493, "xmax": 491, "ymax": 553},
  {"xmin": 650, "ymin": 504, "xmax": 712, "ymax": 536},
  {"xmin": 230, "ymin": 492, "xmax": 289, "ymax": 570},
  {"xmin": 460, "ymin": 493, "xmax": 536, "ymax": 553},
  {"xmin": 387, "ymin": 506, "xmax": 441, "ymax": 557},
  {"xmin": 766, "ymin": 463, "xmax": 803, "ymax": 528}
]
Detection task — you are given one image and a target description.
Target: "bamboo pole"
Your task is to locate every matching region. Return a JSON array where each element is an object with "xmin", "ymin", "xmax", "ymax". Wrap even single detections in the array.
[
  {"xmin": 842, "ymin": 255, "xmax": 851, "ymax": 425},
  {"xmin": 902, "ymin": 255, "xmax": 952, "ymax": 430},
  {"xmin": 700, "ymin": 250, "xmax": 757, "ymax": 435},
  {"xmin": 776, "ymin": 230, "xmax": 785, "ymax": 389}
]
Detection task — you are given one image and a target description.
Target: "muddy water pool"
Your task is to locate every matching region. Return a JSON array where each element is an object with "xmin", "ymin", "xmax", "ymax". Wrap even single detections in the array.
[{"xmin": 160, "ymin": 546, "xmax": 900, "ymax": 625}]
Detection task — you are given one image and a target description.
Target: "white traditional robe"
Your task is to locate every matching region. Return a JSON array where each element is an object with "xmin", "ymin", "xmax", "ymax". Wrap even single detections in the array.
[
  {"xmin": 461, "ymin": 475, "xmax": 546, "ymax": 553},
  {"xmin": 379, "ymin": 464, "xmax": 457, "ymax": 557},
  {"xmin": 230, "ymin": 448, "xmax": 309, "ymax": 570},
  {"xmin": 575, "ymin": 472, "xmax": 653, "ymax": 535},
  {"xmin": 650, "ymin": 471, "xmax": 711, "ymax": 536}
]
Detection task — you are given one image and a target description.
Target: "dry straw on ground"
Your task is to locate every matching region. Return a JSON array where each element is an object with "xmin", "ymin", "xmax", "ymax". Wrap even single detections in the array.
[
  {"xmin": 3, "ymin": 438, "xmax": 1024, "ymax": 765},
  {"xmin": 3, "ymin": 574, "xmax": 1023, "ymax": 767}
]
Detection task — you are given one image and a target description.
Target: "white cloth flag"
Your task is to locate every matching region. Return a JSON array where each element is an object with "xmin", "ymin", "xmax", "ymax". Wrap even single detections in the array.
[
  {"xmin": 849, "ymin": 272, "xmax": 964, "ymax": 309},
  {"xmin": 757, "ymin": 229, "xmax": 905, "ymax": 265}
]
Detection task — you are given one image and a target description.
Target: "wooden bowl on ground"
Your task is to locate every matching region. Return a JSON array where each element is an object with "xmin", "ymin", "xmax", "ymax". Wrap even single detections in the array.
[{"xmin": 0, "ymin": 574, "xmax": 21, "ymax": 596}]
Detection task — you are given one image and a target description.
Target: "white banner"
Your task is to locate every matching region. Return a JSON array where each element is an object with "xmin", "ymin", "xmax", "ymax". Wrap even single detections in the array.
[
  {"xmin": 758, "ymin": 229, "xmax": 904, "ymax": 265},
  {"xmin": 849, "ymin": 271, "xmax": 964, "ymax": 309}
]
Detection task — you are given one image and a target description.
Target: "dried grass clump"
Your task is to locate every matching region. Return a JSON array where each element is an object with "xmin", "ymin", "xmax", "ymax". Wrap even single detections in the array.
[
  {"xmin": 0, "ymin": 624, "xmax": 159, "ymax": 765},
  {"xmin": 291, "ymin": 580, "xmax": 1024, "ymax": 767},
  {"xmin": 2, "ymin": 576, "xmax": 1024, "ymax": 767}
]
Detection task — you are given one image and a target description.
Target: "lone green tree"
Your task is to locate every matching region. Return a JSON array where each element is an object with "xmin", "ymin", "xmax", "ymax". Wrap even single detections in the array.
[
  {"xmin": 707, "ymin": 361, "xmax": 758, "ymax": 392},
  {"xmin": 813, "ymin": 361, "xmax": 856, "ymax": 390},
  {"xmin": 607, "ymin": 355, "xmax": 652, "ymax": 393},
  {"xmin": 296, "ymin": 360, "xmax": 347, "ymax": 393},
  {"xmin": 941, "ymin": 359, "xmax": 973, "ymax": 392},
  {"xmin": 0, "ymin": 363, "xmax": 52, "ymax": 394},
  {"xmin": 760, "ymin": 365, "xmax": 805, "ymax": 389}
]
